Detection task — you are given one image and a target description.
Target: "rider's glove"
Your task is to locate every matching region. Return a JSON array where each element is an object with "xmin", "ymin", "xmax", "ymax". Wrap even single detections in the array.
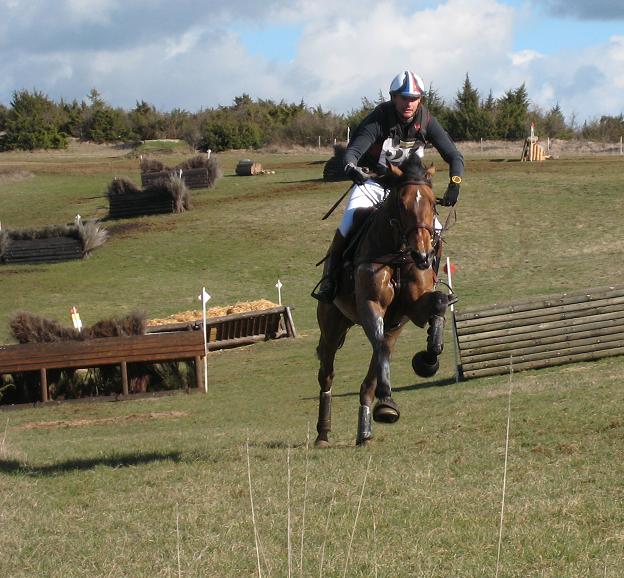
[
  {"xmin": 441, "ymin": 176, "xmax": 461, "ymax": 206},
  {"xmin": 344, "ymin": 162, "xmax": 370, "ymax": 185}
]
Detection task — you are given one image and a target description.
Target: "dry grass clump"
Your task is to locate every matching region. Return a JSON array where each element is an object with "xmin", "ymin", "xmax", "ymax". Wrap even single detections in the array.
[
  {"xmin": 145, "ymin": 175, "xmax": 191, "ymax": 212},
  {"xmin": 9, "ymin": 311, "xmax": 146, "ymax": 344},
  {"xmin": 107, "ymin": 176, "xmax": 142, "ymax": 196},
  {"xmin": 140, "ymin": 157, "xmax": 166, "ymax": 173}
]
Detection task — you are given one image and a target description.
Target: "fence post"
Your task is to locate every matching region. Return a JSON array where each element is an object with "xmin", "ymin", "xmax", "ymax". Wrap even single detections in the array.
[{"xmin": 620, "ymin": 136, "xmax": 623, "ymax": 155}]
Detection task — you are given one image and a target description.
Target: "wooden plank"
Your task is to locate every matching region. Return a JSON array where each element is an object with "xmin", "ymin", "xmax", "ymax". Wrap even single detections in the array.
[
  {"xmin": 461, "ymin": 330, "xmax": 624, "ymax": 365},
  {"xmin": 455, "ymin": 285, "xmax": 624, "ymax": 321},
  {"xmin": 457, "ymin": 310, "xmax": 624, "ymax": 346},
  {"xmin": 463, "ymin": 347, "xmax": 624, "ymax": 379},
  {"xmin": 460, "ymin": 323, "xmax": 624, "ymax": 357},
  {"xmin": 455, "ymin": 296, "xmax": 624, "ymax": 331}
]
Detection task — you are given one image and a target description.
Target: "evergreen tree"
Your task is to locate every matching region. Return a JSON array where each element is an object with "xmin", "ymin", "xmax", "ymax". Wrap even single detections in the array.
[
  {"xmin": 448, "ymin": 74, "xmax": 482, "ymax": 140},
  {"xmin": 2, "ymin": 89, "xmax": 67, "ymax": 151},
  {"xmin": 495, "ymin": 84, "xmax": 530, "ymax": 139}
]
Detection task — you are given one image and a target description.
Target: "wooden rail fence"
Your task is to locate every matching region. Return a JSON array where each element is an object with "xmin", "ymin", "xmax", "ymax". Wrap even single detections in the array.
[
  {"xmin": 454, "ymin": 285, "xmax": 624, "ymax": 379},
  {"xmin": 0, "ymin": 332, "xmax": 206, "ymax": 403},
  {"xmin": 141, "ymin": 168, "xmax": 212, "ymax": 189},
  {"xmin": 3, "ymin": 237, "xmax": 83, "ymax": 264},
  {"xmin": 147, "ymin": 306, "xmax": 297, "ymax": 351}
]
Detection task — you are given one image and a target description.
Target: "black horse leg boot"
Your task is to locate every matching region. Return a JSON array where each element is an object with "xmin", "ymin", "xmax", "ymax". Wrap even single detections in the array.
[{"xmin": 313, "ymin": 229, "xmax": 348, "ymax": 303}]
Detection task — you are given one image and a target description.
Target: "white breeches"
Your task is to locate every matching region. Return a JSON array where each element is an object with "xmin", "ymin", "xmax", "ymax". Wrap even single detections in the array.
[{"xmin": 338, "ymin": 180, "xmax": 442, "ymax": 237}]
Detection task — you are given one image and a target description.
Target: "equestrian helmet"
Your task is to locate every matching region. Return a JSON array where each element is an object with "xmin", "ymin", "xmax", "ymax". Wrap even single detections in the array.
[{"xmin": 389, "ymin": 71, "xmax": 425, "ymax": 98}]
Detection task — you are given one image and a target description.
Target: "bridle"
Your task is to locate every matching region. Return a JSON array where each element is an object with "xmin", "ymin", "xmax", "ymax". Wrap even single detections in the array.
[{"xmin": 388, "ymin": 179, "xmax": 438, "ymax": 268}]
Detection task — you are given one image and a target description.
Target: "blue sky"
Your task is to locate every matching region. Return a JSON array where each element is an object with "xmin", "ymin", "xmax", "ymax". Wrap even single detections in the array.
[{"xmin": 0, "ymin": 0, "xmax": 623, "ymax": 124}]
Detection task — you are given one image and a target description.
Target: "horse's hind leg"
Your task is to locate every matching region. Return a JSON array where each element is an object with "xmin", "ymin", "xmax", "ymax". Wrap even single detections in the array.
[
  {"xmin": 412, "ymin": 291, "xmax": 448, "ymax": 378},
  {"xmin": 315, "ymin": 303, "xmax": 352, "ymax": 448}
]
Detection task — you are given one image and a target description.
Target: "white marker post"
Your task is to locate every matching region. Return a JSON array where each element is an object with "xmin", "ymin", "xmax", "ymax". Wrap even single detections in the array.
[
  {"xmin": 198, "ymin": 287, "xmax": 211, "ymax": 393},
  {"xmin": 529, "ymin": 123, "xmax": 535, "ymax": 162},
  {"xmin": 275, "ymin": 279, "xmax": 283, "ymax": 306},
  {"xmin": 70, "ymin": 306, "xmax": 82, "ymax": 332},
  {"xmin": 445, "ymin": 257, "xmax": 460, "ymax": 384}
]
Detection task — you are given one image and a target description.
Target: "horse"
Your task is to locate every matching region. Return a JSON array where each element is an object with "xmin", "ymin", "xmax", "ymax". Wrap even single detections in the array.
[{"xmin": 314, "ymin": 153, "xmax": 451, "ymax": 447}]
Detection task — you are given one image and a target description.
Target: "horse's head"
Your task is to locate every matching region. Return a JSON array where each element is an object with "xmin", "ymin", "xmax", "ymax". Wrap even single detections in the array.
[{"xmin": 387, "ymin": 155, "xmax": 436, "ymax": 270}]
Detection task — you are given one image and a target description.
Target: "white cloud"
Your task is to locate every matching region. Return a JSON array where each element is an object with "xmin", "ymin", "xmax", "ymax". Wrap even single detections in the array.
[
  {"xmin": 510, "ymin": 49, "xmax": 543, "ymax": 67},
  {"xmin": 0, "ymin": 0, "xmax": 622, "ymax": 124}
]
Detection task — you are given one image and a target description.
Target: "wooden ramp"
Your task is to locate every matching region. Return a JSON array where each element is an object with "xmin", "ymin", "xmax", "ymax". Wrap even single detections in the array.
[{"xmin": 454, "ymin": 285, "xmax": 624, "ymax": 379}]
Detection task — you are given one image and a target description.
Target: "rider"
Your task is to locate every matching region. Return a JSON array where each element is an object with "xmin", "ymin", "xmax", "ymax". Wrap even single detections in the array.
[{"xmin": 313, "ymin": 70, "xmax": 465, "ymax": 303}]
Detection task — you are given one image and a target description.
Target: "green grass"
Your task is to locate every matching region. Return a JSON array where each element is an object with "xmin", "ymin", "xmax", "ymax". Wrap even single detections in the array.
[{"xmin": 0, "ymin": 146, "xmax": 623, "ymax": 576}]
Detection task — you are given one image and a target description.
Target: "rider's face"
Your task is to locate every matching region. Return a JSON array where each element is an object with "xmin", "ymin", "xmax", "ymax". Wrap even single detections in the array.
[{"xmin": 393, "ymin": 94, "xmax": 421, "ymax": 121}]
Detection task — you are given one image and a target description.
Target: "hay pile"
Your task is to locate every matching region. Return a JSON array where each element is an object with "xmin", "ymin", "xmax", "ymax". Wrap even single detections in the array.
[{"xmin": 147, "ymin": 299, "xmax": 279, "ymax": 327}]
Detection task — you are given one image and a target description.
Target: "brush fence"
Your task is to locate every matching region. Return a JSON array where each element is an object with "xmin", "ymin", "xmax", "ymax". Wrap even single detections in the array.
[
  {"xmin": 108, "ymin": 188, "xmax": 176, "ymax": 219},
  {"xmin": 141, "ymin": 168, "xmax": 211, "ymax": 189},
  {"xmin": 147, "ymin": 306, "xmax": 297, "ymax": 350},
  {"xmin": 3, "ymin": 237, "xmax": 82, "ymax": 265},
  {"xmin": 454, "ymin": 285, "xmax": 624, "ymax": 379}
]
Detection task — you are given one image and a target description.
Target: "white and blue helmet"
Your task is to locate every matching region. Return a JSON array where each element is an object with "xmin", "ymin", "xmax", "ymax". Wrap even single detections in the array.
[{"xmin": 389, "ymin": 71, "xmax": 425, "ymax": 98}]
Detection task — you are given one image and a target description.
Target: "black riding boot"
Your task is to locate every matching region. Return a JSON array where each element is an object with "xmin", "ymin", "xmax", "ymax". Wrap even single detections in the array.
[{"xmin": 312, "ymin": 229, "xmax": 348, "ymax": 303}]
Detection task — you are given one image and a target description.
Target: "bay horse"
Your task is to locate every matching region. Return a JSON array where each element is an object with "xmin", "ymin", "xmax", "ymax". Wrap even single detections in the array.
[{"xmin": 315, "ymin": 154, "xmax": 450, "ymax": 447}]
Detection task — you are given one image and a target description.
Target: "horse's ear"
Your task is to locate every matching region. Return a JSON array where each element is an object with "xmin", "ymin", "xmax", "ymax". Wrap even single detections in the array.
[
  {"xmin": 426, "ymin": 163, "xmax": 435, "ymax": 179},
  {"xmin": 387, "ymin": 162, "xmax": 403, "ymax": 178}
]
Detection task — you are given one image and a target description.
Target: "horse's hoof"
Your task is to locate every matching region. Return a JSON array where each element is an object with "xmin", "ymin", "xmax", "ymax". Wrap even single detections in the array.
[
  {"xmin": 412, "ymin": 351, "xmax": 440, "ymax": 378},
  {"xmin": 314, "ymin": 437, "xmax": 331, "ymax": 449},
  {"xmin": 373, "ymin": 398, "xmax": 400, "ymax": 423},
  {"xmin": 356, "ymin": 435, "xmax": 373, "ymax": 447}
]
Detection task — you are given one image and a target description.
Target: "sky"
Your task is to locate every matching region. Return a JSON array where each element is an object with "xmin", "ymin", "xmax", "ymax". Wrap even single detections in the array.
[{"xmin": 0, "ymin": 0, "xmax": 623, "ymax": 125}]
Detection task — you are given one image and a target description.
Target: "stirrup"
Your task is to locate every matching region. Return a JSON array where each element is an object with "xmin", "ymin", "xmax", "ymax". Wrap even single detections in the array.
[{"xmin": 311, "ymin": 277, "xmax": 337, "ymax": 303}]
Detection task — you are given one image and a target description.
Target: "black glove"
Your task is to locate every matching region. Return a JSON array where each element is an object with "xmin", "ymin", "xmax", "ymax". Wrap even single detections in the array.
[
  {"xmin": 345, "ymin": 162, "xmax": 370, "ymax": 185},
  {"xmin": 441, "ymin": 181, "xmax": 460, "ymax": 206}
]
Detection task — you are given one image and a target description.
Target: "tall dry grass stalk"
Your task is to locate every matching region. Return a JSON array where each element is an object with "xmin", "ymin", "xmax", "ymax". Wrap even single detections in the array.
[
  {"xmin": 0, "ymin": 417, "xmax": 8, "ymax": 457},
  {"xmin": 343, "ymin": 455, "xmax": 372, "ymax": 578},
  {"xmin": 300, "ymin": 423, "xmax": 310, "ymax": 577},
  {"xmin": 176, "ymin": 502, "xmax": 182, "ymax": 578},
  {"xmin": 246, "ymin": 437, "xmax": 263, "ymax": 578},
  {"xmin": 319, "ymin": 489, "xmax": 336, "ymax": 578},
  {"xmin": 495, "ymin": 356, "xmax": 514, "ymax": 578},
  {"xmin": 287, "ymin": 446, "xmax": 292, "ymax": 578}
]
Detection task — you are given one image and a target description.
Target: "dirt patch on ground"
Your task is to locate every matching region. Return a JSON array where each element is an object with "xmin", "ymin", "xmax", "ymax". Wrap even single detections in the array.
[
  {"xmin": 14, "ymin": 410, "xmax": 188, "ymax": 431},
  {"xmin": 147, "ymin": 299, "xmax": 280, "ymax": 326},
  {"xmin": 0, "ymin": 170, "xmax": 35, "ymax": 185}
]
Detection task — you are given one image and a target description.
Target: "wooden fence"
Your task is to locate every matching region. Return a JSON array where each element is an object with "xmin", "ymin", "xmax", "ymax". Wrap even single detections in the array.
[
  {"xmin": 2, "ymin": 237, "xmax": 83, "ymax": 265},
  {"xmin": 147, "ymin": 306, "xmax": 297, "ymax": 351},
  {"xmin": 108, "ymin": 190, "xmax": 175, "ymax": 219},
  {"xmin": 454, "ymin": 285, "xmax": 624, "ymax": 379},
  {"xmin": 141, "ymin": 168, "xmax": 212, "ymax": 189}
]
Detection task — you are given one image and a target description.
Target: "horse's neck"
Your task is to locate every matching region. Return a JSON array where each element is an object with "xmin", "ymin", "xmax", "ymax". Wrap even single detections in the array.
[{"xmin": 354, "ymin": 195, "xmax": 400, "ymax": 262}]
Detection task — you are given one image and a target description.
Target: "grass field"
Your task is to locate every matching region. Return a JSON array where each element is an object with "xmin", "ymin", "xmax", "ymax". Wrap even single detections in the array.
[{"xmin": 0, "ymin": 142, "xmax": 623, "ymax": 576}]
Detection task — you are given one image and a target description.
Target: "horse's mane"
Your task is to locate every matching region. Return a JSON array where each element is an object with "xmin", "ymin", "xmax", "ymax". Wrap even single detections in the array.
[{"xmin": 398, "ymin": 153, "xmax": 430, "ymax": 184}]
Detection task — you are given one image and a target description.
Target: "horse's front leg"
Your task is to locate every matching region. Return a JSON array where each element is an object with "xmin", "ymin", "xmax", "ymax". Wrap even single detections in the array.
[{"xmin": 412, "ymin": 291, "xmax": 448, "ymax": 378}]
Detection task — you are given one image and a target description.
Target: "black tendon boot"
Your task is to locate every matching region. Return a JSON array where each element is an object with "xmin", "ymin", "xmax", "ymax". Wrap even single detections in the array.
[{"xmin": 312, "ymin": 229, "xmax": 348, "ymax": 303}]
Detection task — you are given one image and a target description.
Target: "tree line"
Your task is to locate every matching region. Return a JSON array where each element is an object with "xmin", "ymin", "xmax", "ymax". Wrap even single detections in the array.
[{"xmin": 0, "ymin": 75, "xmax": 622, "ymax": 152}]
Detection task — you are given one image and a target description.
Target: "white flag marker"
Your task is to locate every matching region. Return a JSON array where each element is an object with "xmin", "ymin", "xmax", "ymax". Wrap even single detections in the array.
[
  {"xmin": 275, "ymin": 279, "xmax": 283, "ymax": 305},
  {"xmin": 198, "ymin": 287, "xmax": 211, "ymax": 393},
  {"xmin": 70, "ymin": 306, "xmax": 82, "ymax": 332}
]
